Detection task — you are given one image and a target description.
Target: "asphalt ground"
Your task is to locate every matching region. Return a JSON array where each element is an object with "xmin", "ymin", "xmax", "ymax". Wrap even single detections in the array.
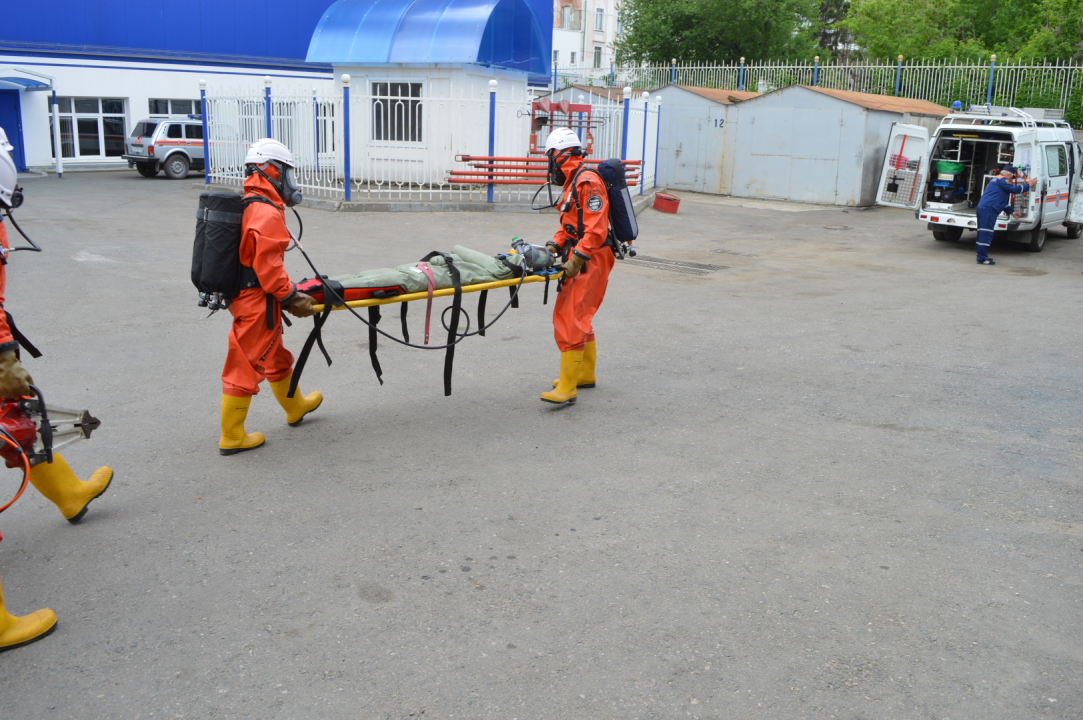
[{"xmin": 0, "ymin": 172, "xmax": 1080, "ymax": 720}]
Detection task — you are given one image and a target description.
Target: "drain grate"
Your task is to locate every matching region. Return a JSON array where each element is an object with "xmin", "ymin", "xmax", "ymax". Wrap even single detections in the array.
[
  {"xmin": 625, "ymin": 255, "xmax": 727, "ymax": 275},
  {"xmin": 711, "ymin": 248, "xmax": 758, "ymax": 257}
]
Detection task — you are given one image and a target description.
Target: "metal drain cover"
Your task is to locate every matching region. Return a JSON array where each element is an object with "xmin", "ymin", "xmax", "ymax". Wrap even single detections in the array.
[{"xmin": 626, "ymin": 255, "xmax": 727, "ymax": 275}]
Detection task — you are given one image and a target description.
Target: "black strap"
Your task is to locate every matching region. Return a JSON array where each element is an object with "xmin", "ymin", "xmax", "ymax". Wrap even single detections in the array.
[
  {"xmin": 367, "ymin": 306, "xmax": 383, "ymax": 385},
  {"xmin": 265, "ymin": 293, "xmax": 276, "ymax": 330},
  {"xmin": 543, "ymin": 275, "xmax": 550, "ymax": 305},
  {"xmin": 400, "ymin": 303, "xmax": 410, "ymax": 343},
  {"xmin": 477, "ymin": 290, "xmax": 488, "ymax": 337},
  {"xmin": 509, "ymin": 285, "xmax": 519, "ymax": 309},
  {"xmin": 420, "ymin": 251, "xmax": 461, "ymax": 396},
  {"xmin": 4, "ymin": 311, "xmax": 42, "ymax": 359},
  {"xmin": 287, "ymin": 291, "xmax": 334, "ymax": 399}
]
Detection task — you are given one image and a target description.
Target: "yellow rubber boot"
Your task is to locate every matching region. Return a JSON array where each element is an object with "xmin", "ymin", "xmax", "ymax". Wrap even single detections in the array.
[
  {"xmin": 28, "ymin": 452, "xmax": 113, "ymax": 524},
  {"xmin": 219, "ymin": 395, "xmax": 265, "ymax": 456},
  {"xmin": 553, "ymin": 340, "xmax": 596, "ymax": 389},
  {"xmin": 0, "ymin": 572, "xmax": 57, "ymax": 653},
  {"xmin": 269, "ymin": 376, "xmax": 323, "ymax": 426},
  {"xmin": 541, "ymin": 350, "xmax": 584, "ymax": 405}
]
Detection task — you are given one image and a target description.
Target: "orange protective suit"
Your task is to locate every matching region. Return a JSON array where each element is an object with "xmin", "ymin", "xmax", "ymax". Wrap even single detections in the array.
[
  {"xmin": 221, "ymin": 173, "xmax": 299, "ymax": 397},
  {"xmin": 549, "ymin": 156, "xmax": 614, "ymax": 352},
  {"xmin": 0, "ymin": 222, "xmax": 16, "ymax": 354}
]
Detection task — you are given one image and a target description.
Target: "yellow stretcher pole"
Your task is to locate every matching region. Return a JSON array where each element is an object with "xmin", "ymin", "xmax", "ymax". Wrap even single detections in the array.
[{"xmin": 310, "ymin": 272, "xmax": 564, "ymax": 313}]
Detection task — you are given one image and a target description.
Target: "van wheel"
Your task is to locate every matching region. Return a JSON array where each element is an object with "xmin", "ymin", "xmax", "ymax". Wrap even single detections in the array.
[
  {"xmin": 944, "ymin": 226, "xmax": 964, "ymax": 242},
  {"xmin": 1065, "ymin": 223, "xmax": 1082, "ymax": 239},
  {"xmin": 164, "ymin": 154, "xmax": 190, "ymax": 180},
  {"xmin": 136, "ymin": 162, "xmax": 158, "ymax": 178},
  {"xmin": 1027, "ymin": 227, "xmax": 1046, "ymax": 252},
  {"xmin": 932, "ymin": 231, "xmax": 947, "ymax": 241}
]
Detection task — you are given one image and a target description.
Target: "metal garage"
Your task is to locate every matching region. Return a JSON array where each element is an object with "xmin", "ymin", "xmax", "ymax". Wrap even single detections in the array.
[
  {"xmin": 720, "ymin": 86, "xmax": 948, "ymax": 206},
  {"xmin": 652, "ymin": 85, "xmax": 761, "ymax": 194}
]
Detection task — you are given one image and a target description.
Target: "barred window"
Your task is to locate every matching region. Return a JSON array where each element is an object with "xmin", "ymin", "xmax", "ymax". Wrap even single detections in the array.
[{"xmin": 372, "ymin": 83, "xmax": 423, "ymax": 143}]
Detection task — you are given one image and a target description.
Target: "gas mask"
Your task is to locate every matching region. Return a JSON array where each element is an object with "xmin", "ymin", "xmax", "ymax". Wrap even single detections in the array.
[
  {"xmin": 547, "ymin": 148, "xmax": 580, "ymax": 186},
  {"xmin": 247, "ymin": 161, "xmax": 303, "ymax": 207},
  {"xmin": 510, "ymin": 238, "xmax": 556, "ymax": 273}
]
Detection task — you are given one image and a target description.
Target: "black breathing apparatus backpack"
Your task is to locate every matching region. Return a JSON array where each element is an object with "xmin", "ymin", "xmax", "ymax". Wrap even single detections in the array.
[
  {"xmin": 191, "ymin": 192, "xmax": 276, "ymax": 311},
  {"xmin": 567, "ymin": 159, "xmax": 639, "ymax": 251}
]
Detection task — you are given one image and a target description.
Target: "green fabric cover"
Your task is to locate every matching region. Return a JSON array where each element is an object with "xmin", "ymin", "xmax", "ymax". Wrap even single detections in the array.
[
  {"xmin": 938, "ymin": 161, "xmax": 965, "ymax": 175},
  {"xmin": 329, "ymin": 244, "xmax": 525, "ymax": 294}
]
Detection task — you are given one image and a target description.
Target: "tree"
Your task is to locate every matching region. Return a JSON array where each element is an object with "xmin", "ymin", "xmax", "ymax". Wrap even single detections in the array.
[
  {"xmin": 842, "ymin": 0, "xmax": 1083, "ymax": 61},
  {"xmin": 615, "ymin": 0, "xmax": 819, "ymax": 65}
]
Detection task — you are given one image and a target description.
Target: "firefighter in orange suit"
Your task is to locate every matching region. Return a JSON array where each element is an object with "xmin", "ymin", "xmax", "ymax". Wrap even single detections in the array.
[
  {"xmin": 219, "ymin": 138, "xmax": 321, "ymax": 456},
  {"xmin": 540, "ymin": 128, "xmax": 613, "ymax": 405},
  {"xmin": 0, "ymin": 131, "xmax": 112, "ymax": 651}
]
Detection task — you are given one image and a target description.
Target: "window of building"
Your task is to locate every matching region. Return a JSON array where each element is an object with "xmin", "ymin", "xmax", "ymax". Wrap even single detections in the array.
[
  {"xmin": 372, "ymin": 82, "xmax": 423, "ymax": 143},
  {"xmin": 149, "ymin": 99, "xmax": 198, "ymax": 116},
  {"xmin": 561, "ymin": 6, "xmax": 571, "ymax": 28},
  {"xmin": 570, "ymin": 52, "xmax": 576, "ymax": 65},
  {"xmin": 617, "ymin": 13, "xmax": 623, "ymax": 35},
  {"xmin": 594, "ymin": 45, "xmax": 603, "ymax": 68},
  {"xmin": 48, "ymin": 96, "xmax": 126, "ymax": 160},
  {"xmin": 553, "ymin": 50, "xmax": 559, "ymax": 65},
  {"xmin": 1045, "ymin": 145, "xmax": 1067, "ymax": 177},
  {"xmin": 595, "ymin": 7, "xmax": 605, "ymax": 31}
]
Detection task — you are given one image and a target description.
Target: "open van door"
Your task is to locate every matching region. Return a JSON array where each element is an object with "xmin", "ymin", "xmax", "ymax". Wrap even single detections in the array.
[{"xmin": 876, "ymin": 124, "xmax": 930, "ymax": 209}]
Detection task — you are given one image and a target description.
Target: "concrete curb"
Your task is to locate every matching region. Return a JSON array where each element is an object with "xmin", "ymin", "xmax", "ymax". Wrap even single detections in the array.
[{"xmin": 190, "ymin": 183, "xmax": 659, "ymax": 215}]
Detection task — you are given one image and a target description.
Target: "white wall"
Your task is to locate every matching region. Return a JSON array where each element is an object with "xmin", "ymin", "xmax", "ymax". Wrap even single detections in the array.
[
  {"xmin": 551, "ymin": 0, "xmax": 620, "ymax": 71},
  {"xmin": 1, "ymin": 53, "xmax": 331, "ymax": 168}
]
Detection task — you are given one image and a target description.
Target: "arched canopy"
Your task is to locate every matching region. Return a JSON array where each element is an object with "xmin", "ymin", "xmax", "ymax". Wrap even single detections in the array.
[{"xmin": 306, "ymin": 0, "xmax": 548, "ymax": 75}]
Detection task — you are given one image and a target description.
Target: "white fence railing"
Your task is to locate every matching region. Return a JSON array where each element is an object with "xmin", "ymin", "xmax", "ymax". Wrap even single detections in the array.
[
  {"xmin": 202, "ymin": 77, "xmax": 663, "ymax": 205},
  {"xmin": 553, "ymin": 58, "xmax": 1083, "ymax": 119}
]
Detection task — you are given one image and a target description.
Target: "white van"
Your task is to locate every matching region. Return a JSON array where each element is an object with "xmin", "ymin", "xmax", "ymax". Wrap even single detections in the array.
[{"xmin": 876, "ymin": 107, "xmax": 1081, "ymax": 251}]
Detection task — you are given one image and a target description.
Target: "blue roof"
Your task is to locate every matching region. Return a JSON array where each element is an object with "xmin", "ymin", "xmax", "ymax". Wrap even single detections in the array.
[{"xmin": 306, "ymin": 0, "xmax": 548, "ymax": 75}]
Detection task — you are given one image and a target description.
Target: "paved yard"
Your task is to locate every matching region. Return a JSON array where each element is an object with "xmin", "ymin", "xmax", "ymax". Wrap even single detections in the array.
[{"xmin": 0, "ymin": 172, "xmax": 1080, "ymax": 719}]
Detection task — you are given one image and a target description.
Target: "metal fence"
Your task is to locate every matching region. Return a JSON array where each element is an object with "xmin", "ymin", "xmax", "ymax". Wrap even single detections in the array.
[
  {"xmin": 201, "ymin": 76, "xmax": 662, "ymax": 204},
  {"xmin": 554, "ymin": 58, "xmax": 1083, "ymax": 120}
]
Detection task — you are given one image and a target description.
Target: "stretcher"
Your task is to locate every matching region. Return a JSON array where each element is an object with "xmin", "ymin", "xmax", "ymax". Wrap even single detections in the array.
[{"xmin": 288, "ymin": 242, "xmax": 563, "ymax": 399}]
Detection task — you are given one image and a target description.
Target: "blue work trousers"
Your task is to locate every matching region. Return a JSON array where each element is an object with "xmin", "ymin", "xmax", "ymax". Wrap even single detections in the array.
[{"xmin": 975, "ymin": 208, "xmax": 999, "ymax": 261}]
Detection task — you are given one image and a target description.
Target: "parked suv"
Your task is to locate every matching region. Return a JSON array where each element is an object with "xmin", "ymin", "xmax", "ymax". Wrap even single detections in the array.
[{"xmin": 123, "ymin": 117, "xmax": 205, "ymax": 179}]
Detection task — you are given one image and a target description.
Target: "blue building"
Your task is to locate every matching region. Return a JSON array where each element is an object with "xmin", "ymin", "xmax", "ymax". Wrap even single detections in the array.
[{"xmin": 0, "ymin": 0, "xmax": 551, "ymax": 170}]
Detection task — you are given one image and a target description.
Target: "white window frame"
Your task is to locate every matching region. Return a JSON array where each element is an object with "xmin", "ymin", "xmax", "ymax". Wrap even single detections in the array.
[
  {"xmin": 49, "ymin": 96, "xmax": 127, "ymax": 161},
  {"xmin": 570, "ymin": 51, "xmax": 576, "ymax": 66},
  {"xmin": 553, "ymin": 50, "xmax": 559, "ymax": 65},
  {"xmin": 561, "ymin": 6, "xmax": 571, "ymax": 29},
  {"xmin": 595, "ymin": 7, "xmax": 605, "ymax": 31},
  {"xmin": 369, "ymin": 80, "xmax": 427, "ymax": 148},
  {"xmin": 594, "ymin": 45, "xmax": 603, "ymax": 68},
  {"xmin": 149, "ymin": 98, "xmax": 199, "ymax": 117}
]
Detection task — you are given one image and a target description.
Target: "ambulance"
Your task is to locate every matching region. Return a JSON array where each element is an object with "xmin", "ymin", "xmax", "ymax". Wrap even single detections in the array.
[{"xmin": 876, "ymin": 107, "xmax": 1082, "ymax": 251}]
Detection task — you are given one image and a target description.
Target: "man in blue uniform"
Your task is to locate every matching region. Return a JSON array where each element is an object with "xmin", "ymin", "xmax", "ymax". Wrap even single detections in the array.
[{"xmin": 975, "ymin": 165, "xmax": 1036, "ymax": 265}]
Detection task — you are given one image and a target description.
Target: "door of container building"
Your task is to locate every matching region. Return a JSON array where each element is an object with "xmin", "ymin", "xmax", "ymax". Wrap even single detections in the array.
[
  {"xmin": 669, "ymin": 104, "xmax": 727, "ymax": 194},
  {"xmin": 0, "ymin": 91, "xmax": 25, "ymax": 172}
]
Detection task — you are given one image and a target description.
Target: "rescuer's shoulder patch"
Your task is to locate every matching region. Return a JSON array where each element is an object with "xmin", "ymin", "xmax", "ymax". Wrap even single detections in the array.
[{"xmin": 586, "ymin": 195, "xmax": 604, "ymax": 212}]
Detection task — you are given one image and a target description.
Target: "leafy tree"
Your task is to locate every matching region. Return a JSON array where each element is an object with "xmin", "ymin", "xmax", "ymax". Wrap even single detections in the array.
[
  {"xmin": 615, "ymin": 0, "xmax": 819, "ymax": 65},
  {"xmin": 842, "ymin": 0, "xmax": 1083, "ymax": 61}
]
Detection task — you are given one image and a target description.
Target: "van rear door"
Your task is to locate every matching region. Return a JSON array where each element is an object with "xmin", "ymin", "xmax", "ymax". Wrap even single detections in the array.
[
  {"xmin": 876, "ymin": 124, "xmax": 929, "ymax": 209},
  {"xmin": 1040, "ymin": 143, "xmax": 1071, "ymax": 225}
]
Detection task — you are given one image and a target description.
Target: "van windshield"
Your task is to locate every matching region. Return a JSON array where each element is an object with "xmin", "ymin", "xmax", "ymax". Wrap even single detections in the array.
[{"xmin": 130, "ymin": 121, "xmax": 158, "ymax": 138}]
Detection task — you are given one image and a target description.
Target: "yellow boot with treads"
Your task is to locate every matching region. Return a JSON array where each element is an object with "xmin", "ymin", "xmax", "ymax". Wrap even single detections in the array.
[
  {"xmin": 553, "ymin": 340, "xmax": 596, "ymax": 389},
  {"xmin": 219, "ymin": 395, "xmax": 265, "ymax": 456},
  {"xmin": 0, "ymin": 572, "xmax": 57, "ymax": 652},
  {"xmin": 541, "ymin": 350, "xmax": 583, "ymax": 405},
  {"xmin": 28, "ymin": 453, "xmax": 113, "ymax": 524},
  {"xmin": 269, "ymin": 375, "xmax": 323, "ymax": 426}
]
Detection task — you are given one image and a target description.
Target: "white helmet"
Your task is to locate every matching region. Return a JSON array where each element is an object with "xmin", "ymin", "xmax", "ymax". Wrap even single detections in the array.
[
  {"xmin": 0, "ymin": 127, "xmax": 12, "ymax": 152},
  {"xmin": 244, "ymin": 138, "xmax": 296, "ymax": 168},
  {"xmin": 0, "ymin": 147, "xmax": 17, "ymax": 209},
  {"xmin": 544, "ymin": 127, "xmax": 583, "ymax": 155}
]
